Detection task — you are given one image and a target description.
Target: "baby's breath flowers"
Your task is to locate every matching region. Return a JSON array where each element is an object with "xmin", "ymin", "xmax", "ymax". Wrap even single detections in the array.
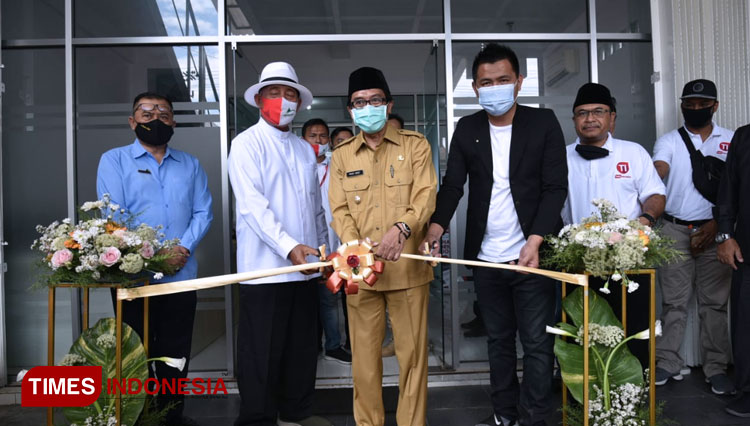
[{"xmin": 544, "ymin": 199, "xmax": 680, "ymax": 294}]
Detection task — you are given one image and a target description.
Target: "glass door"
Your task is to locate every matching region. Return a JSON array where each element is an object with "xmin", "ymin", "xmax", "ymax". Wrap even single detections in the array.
[{"xmin": 0, "ymin": 15, "xmax": 7, "ymax": 386}]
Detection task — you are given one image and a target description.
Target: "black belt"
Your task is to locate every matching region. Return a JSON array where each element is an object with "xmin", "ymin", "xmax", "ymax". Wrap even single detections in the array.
[{"xmin": 662, "ymin": 213, "xmax": 710, "ymax": 228}]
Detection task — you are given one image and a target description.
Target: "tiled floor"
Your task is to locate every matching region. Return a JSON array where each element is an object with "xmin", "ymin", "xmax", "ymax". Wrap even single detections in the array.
[{"xmin": 3, "ymin": 367, "xmax": 750, "ymax": 425}]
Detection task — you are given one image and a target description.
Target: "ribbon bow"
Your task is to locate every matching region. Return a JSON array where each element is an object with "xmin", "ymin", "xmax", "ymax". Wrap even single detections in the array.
[{"xmin": 323, "ymin": 240, "xmax": 384, "ymax": 295}]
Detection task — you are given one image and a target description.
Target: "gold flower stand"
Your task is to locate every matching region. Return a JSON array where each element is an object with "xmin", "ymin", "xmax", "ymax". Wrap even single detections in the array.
[
  {"xmin": 47, "ymin": 281, "xmax": 149, "ymax": 426},
  {"xmin": 561, "ymin": 270, "xmax": 657, "ymax": 426}
]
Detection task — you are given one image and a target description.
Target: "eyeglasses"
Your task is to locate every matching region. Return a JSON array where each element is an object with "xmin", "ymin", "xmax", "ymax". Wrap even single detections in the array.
[
  {"xmin": 349, "ymin": 97, "xmax": 388, "ymax": 109},
  {"xmin": 133, "ymin": 103, "xmax": 173, "ymax": 121},
  {"xmin": 574, "ymin": 108, "xmax": 611, "ymax": 119},
  {"xmin": 134, "ymin": 103, "xmax": 172, "ymax": 113}
]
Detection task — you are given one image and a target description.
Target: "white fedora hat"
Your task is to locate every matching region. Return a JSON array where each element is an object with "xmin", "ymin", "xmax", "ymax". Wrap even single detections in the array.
[{"xmin": 244, "ymin": 61, "xmax": 313, "ymax": 110}]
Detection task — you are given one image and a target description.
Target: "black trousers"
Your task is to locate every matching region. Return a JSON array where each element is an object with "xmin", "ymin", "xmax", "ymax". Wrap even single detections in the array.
[
  {"xmin": 731, "ymin": 263, "xmax": 750, "ymax": 391},
  {"xmin": 475, "ymin": 266, "xmax": 555, "ymax": 426},
  {"xmin": 235, "ymin": 280, "xmax": 319, "ymax": 426},
  {"xmin": 110, "ymin": 289, "xmax": 197, "ymax": 425}
]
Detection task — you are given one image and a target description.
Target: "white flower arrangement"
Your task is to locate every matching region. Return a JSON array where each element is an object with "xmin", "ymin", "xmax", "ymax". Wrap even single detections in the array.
[
  {"xmin": 544, "ymin": 199, "xmax": 679, "ymax": 294},
  {"xmin": 32, "ymin": 194, "xmax": 180, "ymax": 286}
]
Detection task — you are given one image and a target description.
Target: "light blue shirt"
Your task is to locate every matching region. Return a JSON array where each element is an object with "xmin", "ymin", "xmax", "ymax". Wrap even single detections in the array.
[{"xmin": 96, "ymin": 139, "xmax": 213, "ymax": 283}]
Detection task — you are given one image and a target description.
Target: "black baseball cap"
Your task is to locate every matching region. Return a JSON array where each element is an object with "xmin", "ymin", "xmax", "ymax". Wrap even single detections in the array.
[{"xmin": 680, "ymin": 79, "xmax": 717, "ymax": 100}]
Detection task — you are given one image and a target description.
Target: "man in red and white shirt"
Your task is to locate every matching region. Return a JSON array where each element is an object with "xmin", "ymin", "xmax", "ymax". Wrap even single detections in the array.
[
  {"xmin": 652, "ymin": 79, "xmax": 735, "ymax": 395},
  {"xmin": 301, "ymin": 118, "xmax": 351, "ymax": 366}
]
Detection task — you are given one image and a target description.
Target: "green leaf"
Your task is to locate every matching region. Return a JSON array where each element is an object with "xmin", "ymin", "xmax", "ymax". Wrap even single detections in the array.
[
  {"xmin": 562, "ymin": 287, "xmax": 622, "ymax": 329},
  {"xmin": 62, "ymin": 318, "xmax": 147, "ymax": 426},
  {"xmin": 555, "ymin": 287, "xmax": 644, "ymax": 404}
]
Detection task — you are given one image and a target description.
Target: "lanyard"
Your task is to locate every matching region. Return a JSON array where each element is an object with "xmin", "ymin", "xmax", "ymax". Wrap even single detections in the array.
[{"xmin": 320, "ymin": 164, "xmax": 329, "ymax": 187}]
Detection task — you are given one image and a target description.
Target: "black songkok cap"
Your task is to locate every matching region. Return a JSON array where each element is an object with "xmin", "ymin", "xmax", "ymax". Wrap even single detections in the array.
[
  {"xmin": 348, "ymin": 67, "xmax": 391, "ymax": 101},
  {"xmin": 573, "ymin": 83, "xmax": 614, "ymax": 110},
  {"xmin": 681, "ymin": 79, "xmax": 717, "ymax": 100}
]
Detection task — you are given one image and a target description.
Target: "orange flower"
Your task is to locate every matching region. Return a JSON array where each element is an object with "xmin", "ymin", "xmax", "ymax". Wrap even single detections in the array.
[
  {"xmin": 64, "ymin": 236, "xmax": 81, "ymax": 250},
  {"xmin": 105, "ymin": 222, "xmax": 126, "ymax": 234},
  {"xmin": 584, "ymin": 221, "xmax": 604, "ymax": 229},
  {"xmin": 638, "ymin": 230, "xmax": 650, "ymax": 246}
]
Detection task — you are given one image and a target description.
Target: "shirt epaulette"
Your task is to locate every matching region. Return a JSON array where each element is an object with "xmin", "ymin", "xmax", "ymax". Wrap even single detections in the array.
[
  {"xmin": 336, "ymin": 135, "xmax": 357, "ymax": 148},
  {"xmin": 397, "ymin": 129, "xmax": 424, "ymax": 138}
]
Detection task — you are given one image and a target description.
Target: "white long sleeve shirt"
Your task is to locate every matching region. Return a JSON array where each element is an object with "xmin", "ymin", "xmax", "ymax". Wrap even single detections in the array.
[
  {"xmin": 228, "ymin": 119, "xmax": 327, "ymax": 284},
  {"xmin": 562, "ymin": 135, "xmax": 666, "ymax": 225},
  {"xmin": 317, "ymin": 158, "xmax": 340, "ymax": 251}
]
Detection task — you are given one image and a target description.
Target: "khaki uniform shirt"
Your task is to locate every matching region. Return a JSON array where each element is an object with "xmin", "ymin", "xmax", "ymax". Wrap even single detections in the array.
[{"xmin": 328, "ymin": 125, "xmax": 437, "ymax": 291}]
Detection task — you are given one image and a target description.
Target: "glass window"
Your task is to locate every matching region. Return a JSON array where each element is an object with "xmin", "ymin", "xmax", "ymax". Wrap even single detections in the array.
[
  {"xmin": 74, "ymin": 45, "xmax": 226, "ymax": 371},
  {"xmin": 597, "ymin": 42, "xmax": 656, "ymax": 151},
  {"xmin": 2, "ymin": 49, "xmax": 69, "ymax": 370},
  {"xmin": 227, "ymin": 0, "xmax": 443, "ymax": 35},
  {"xmin": 74, "ymin": 0, "xmax": 218, "ymax": 37},
  {"xmin": 1, "ymin": 0, "xmax": 64, "ymax": 40},
  {"xmin": 452, "ymin": 42, "xmax": 589, "ymax": 143},
  {"xmin": 596, "ymin": 0, "xmax": 651, "ymax": 33},
  {"xmin": 451, "ymin": 0, "xmax": 587, "ymax": 33}
]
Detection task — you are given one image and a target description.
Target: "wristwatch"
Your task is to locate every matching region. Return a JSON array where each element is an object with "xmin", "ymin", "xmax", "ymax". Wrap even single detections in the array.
[
  {"xmin": 715, "ymin": 233, "xmax": 733, "ymax": 244},
  {"xmin": 639, "ymin": 213, "xmax": 656, "ymax": 227}
]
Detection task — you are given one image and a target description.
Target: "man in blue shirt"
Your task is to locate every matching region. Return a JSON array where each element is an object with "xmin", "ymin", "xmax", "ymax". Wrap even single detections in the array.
[{"xmin": 97, "ymin": 92, "xmax": 213, "ymax": 426}]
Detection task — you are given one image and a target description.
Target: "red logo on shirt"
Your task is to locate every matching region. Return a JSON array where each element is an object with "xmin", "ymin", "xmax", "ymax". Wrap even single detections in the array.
[
  {"xmin": 615, "ymin": 162, "xmax": 631, "ymax": 179},
  {"xmin": 719, "ymin": 142, "xmax": 730, "ymax": 152}
]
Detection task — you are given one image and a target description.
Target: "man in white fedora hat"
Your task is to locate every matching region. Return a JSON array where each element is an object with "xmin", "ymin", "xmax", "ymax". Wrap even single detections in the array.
[{"xmin": 228, "ymin": 62, "xmax": 331, "ymax": 426}]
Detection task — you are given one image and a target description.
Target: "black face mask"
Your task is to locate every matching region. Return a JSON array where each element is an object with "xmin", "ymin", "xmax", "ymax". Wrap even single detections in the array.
[
  {"xmin": 682, "ymin": 105, "xmax": 713, "ymax": 129},
  {"xmin": 575, "ymin": 144, "xmax": 609, "ymax": 160},
  {"xmin": 134, "ymin": 119, "xmax": 174, "ymax": 146}
]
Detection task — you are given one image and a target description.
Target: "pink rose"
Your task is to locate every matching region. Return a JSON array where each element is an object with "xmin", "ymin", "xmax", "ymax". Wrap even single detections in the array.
[
  {"xmin": 608, "ymin": 232, "xmax": 623, "ymax": 244},
  {"xmin": 51, "ymin": 249, "xmax": 73, "ymax": 269},
  {"xmin": 99, "ymin": 246, "xmax": 121, "ymax": 267},
  {"xmin": 139, "ymin": 241, "xmax": 155, "ymax": 259}
]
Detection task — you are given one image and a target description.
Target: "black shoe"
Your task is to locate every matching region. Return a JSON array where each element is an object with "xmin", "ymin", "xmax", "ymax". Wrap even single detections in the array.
[
  {"xmin": 168, "ymin": 416, "xmax": 201, "ymax": 426},
  {"xmin": 654, "ymin": 367, "xmax": 682, "ymax": 386},
  {"xmin": 461, "ymin": 316, "xmax": 483, "ymax": 330},
  {"xmin": 464, "ymin": 323, "xmax": 488, "ymax": 338},
  {"xmin": 324, "ymin": 346, "xmax": 352, "ymax": 364},
  {"xmin": 475, "ymin": 414, "xmax": 501, "ymax": 426},
  {"xmin": 706, "ymin": 373, "xmax": 737, "ymax": 395},
  {"xmin": 475, "ymin": 414, "xmax": 516, "ymax": 426},
  {"xmin": 726, "ymin": 393, "xmax": 750, "ymax": 418}
]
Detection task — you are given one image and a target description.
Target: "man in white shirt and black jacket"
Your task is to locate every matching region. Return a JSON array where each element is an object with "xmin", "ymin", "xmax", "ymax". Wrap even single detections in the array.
[
  {"xmin": 228, "ymin": 62, "xmax": 331, "ymax": 426},
  {"xmin": 422, "ymin": 44, "xmax": 567, "ymax": 426}
]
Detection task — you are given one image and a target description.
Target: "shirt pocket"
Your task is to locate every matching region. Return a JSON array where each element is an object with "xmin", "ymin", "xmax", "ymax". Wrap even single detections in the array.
[
  {"xmin": 384, "ymin": 167, "xmax": 413, "ymax": 210},
  {"xmin": 341, "ymin": 175, "xmax": 371, "ymax": 213}
]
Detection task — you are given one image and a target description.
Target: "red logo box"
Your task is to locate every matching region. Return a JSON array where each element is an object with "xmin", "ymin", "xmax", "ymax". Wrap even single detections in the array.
[{"xmin": 22, "ymin": 366, "xmax": 102, "ymax": 407}]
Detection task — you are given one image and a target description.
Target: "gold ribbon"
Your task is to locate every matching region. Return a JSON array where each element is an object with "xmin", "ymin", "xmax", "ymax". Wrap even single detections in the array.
[{"xmin": 325, "ymin": 240, "xmax": 385, "ymax": 294}]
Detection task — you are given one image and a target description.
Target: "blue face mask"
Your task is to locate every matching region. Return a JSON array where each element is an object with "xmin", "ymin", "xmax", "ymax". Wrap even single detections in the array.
[
  {"xmin": 352, "ymin": 105, "xmax": 387, "ymax": 134},
  {"xmin": 478, "ymin": 83, "xmax": 517, "ymax": 116}
]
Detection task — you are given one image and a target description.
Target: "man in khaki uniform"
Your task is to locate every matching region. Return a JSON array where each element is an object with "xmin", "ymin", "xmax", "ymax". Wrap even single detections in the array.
[{"xmin": 328, "ymin": 67, "xmax": 437, "ymax": 426}]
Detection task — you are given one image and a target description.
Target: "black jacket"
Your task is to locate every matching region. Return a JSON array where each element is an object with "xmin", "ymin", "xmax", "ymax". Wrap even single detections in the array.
[
  {"xmin": 430, "ymin": 106, "xmax": 568, "ymax": 261},
  {"xmin": 717, "ymin": 124, "xmax": 750, "ymax": 251}
]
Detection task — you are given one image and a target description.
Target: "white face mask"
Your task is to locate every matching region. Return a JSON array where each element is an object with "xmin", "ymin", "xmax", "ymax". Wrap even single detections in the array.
[
  {"xmin": 477, "ymin": 83, "xmax": 517, "ymax": 116},
  {"xmin": 311, "ymin": 142, "xmax": 330, "ymax": 158}
]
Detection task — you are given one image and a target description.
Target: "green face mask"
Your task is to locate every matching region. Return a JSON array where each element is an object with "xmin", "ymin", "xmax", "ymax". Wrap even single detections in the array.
[{"xmin": 352, "ymin": 105, "xmax": 387, "ymax": 134}]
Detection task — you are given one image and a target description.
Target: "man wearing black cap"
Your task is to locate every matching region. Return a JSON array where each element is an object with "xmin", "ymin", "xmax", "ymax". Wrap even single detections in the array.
[
  {"xmin": 563, "ymin": 82, "xmax": 665, "ymax": 226},
  {"xmin": 328, "ymin": 66, "xmax": 437, "ymax": 426},
  {"xmin": 563, "ymin": 83, "xmax": 665, "ymax": 365},
  {"xmin": 652, "ymin": 79, "xmax": 736, "ymax": 395},
  {"xmin": 423, "ymin": 43, "xmax": 567, "ymax": 426},
  {"xmin": 717, "ymin": 122, "xmax": 750, "ymax": 417}
]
